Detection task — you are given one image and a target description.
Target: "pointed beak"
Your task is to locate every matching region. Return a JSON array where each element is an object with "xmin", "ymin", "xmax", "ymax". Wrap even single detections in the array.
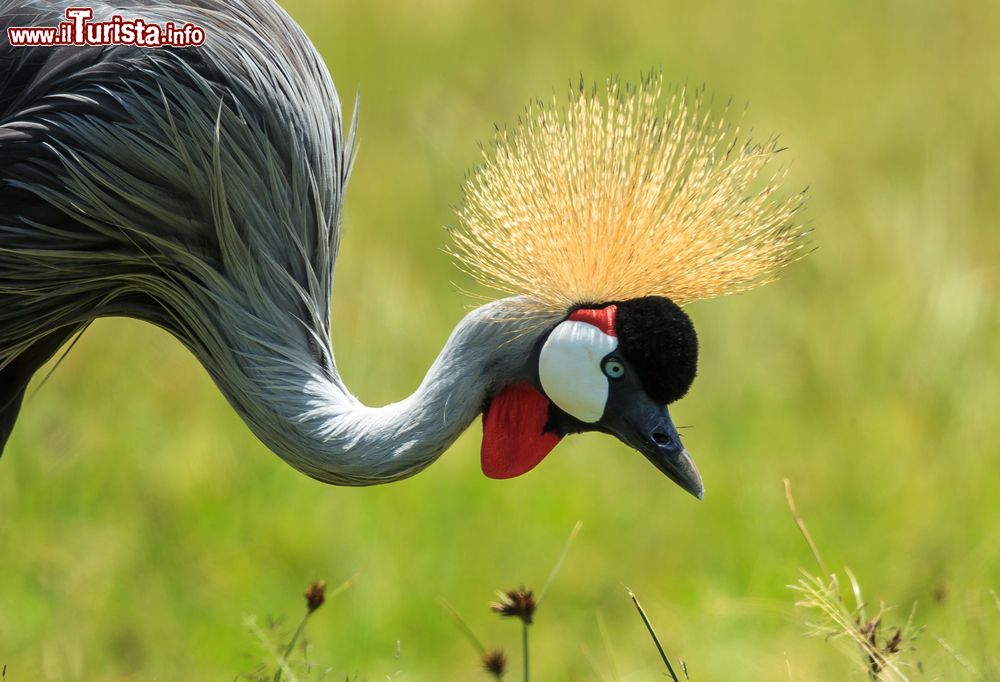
[
  {"xmin": 604, "ymin": 403, "xmax": 704, "ymax": 499},
  {"xmin": 636, "ymin": 413, "xmax": 703, "ymax": 500}
]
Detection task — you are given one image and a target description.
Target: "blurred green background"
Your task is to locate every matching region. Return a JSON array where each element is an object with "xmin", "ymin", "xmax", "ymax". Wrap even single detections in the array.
[{"xmin": 3, "ymin": 0, "xmax": 1000, "ymax": 679}]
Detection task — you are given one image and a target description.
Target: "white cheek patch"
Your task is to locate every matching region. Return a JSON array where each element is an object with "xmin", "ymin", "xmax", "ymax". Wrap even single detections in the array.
[{"xmin": 538, "ymin": 320, "xmax": 618, "ymax": 423}]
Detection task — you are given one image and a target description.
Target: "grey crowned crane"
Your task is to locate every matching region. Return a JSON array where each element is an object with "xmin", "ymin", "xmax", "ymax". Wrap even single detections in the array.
[{"xmin": 0, "ymin": 0, "xmax": 805, "ymax": 496}]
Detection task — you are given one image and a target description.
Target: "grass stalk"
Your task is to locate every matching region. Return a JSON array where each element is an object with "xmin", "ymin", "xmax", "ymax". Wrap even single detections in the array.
[
  {"xmin": 628, "ymin": 589, "xmax": 681, "ymax": 682},
  {"xmin": 785, "ymin": 480, "xmax": 921, "ymax": 681},
  {"xmin": 934, "ymin": 637, "xmax": 984, "ymax": 680},
  {"xmin": 244, "ymin": 615, "xmax": 299, "ymax": 682},
  {"xmin": 273, "ymin": 611, "xmax": 312, "ymax": 682},
  {"xmin": 439, "ymin": 599, "xmax": 488, "ymax": 657},
  {"xmin": 784, "ymin": 478, "xmax": 829, "ymax": 576},
  {"xmin": 538, "ymin": 520, "xmax": 582, "ymax": 604},
  {"xmin": 522, "ymin": 619, "xmax": 530, "ymax": 682},
  {"xmin": 597, "ymin": 610, "xmax": 621, "ymax": 681},
  {"xmin": 269, "ymin": 576, "xmax": 353, "ymax": 682}
]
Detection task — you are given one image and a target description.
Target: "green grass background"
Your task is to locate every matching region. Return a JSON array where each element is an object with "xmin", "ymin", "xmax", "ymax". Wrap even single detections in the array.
[{"xmin": 3, "ymin": 0, "xmax": 1000, "ymax": 679}]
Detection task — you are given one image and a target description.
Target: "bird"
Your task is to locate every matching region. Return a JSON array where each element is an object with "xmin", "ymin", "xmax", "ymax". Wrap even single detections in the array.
[{"xmin": 0, "ymin": 0, "xmax": 805, "ymax": 496}]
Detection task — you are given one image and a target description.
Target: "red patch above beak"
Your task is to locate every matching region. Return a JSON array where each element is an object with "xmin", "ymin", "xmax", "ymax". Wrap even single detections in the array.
[
  {"xmin": 481, "ymin": 382, "xmax": 562, "ymax": 479},
  {"xmin": 568, "ymin": 304, "xmax": 618, "ymax": 336}
]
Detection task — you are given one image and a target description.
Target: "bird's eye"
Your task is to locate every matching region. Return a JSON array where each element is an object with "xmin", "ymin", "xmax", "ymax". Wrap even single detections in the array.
[{"xmin": 603, "ymin": 359, "xmax": 625, "ymax": 379}]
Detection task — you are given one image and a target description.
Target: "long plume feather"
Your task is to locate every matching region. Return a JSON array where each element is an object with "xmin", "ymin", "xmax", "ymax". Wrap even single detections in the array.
[{"xmin": 451, "ymin": 72, "xmax": 807, "ymax": 313}]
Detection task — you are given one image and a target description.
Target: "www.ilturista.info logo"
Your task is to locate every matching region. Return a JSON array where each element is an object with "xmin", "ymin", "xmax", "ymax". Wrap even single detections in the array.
[{"xmin": 6, "ymin": 7, "xmax": 206, "ymax": 48}]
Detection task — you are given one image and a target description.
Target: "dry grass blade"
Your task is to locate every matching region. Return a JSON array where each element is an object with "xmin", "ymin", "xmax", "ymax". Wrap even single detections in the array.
[
  {"xmin": 627, "ymin": 588, "xmax": 681, "ymax": 682},
  {"xmin": 597, "ymin": 610, "xmax": 621, "ymax": 682},
  {"xmin": 785, "ymin": 480, "xmax": 921, "ymax": 681},
  {"xmin": 934, "ymin": 636, "xmax": 984, "ymax": 680},
  {"xmin": 788, "ymin": 572, "xmax": 910, "ymax": 681},
  {"xmin": 844, "ymin": 567, "xmax": 868, "ymax": 621},
  {"xmin": 439, "ymin": 599, "xmax": 488, "ymax": 657},
  {"xmin": 538, "ymin": 520, "xmax": 582, "ymax": 604},
  {"xmin": 784, "ymin": 478, "xmax": 829, "ymax": 576},
  {"xmin": 580, "ymin": 644, "xmax": 610, "ymax": 682}
]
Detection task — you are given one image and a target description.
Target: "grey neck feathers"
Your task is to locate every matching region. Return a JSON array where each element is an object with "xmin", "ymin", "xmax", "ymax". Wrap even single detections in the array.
[
  {"xmin": 222, "ymin": 299, "xmax": 558, "ymax": 485},
  {"xmin": 0, "ymin": 0, "xmax": 560, "ymax": 481}
]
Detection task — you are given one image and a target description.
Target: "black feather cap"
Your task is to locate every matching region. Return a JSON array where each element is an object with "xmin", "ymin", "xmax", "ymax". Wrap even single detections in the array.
[{"xmin": 613, "ymin": 296, "xmax": 698, "ymax": 405}]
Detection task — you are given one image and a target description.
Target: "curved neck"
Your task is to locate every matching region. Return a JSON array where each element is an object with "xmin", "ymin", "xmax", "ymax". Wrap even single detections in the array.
[{"xmin": 228, "ymin": 299, "xmax": 557, "ymax": 485}]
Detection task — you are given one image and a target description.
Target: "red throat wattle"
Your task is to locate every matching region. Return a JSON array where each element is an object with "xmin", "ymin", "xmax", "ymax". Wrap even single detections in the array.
[
  {"xmin": 481, "ymin": 382, "xmax": 561, "ymax": 479},
  {"xmin": 481, "ymin": 304, "xmax": 620, "ymax": 479}
]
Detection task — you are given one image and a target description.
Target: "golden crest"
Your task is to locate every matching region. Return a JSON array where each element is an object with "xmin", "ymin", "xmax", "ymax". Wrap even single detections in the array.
[{"xmin": 452, "ymin": 73, "xmax": 807, "ymax": 313}]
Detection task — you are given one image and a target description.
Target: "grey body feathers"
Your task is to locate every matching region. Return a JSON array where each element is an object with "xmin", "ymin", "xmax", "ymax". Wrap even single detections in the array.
[{"xmin": 0, "ymin": 0, "xmax": 558, "ymax": 483}]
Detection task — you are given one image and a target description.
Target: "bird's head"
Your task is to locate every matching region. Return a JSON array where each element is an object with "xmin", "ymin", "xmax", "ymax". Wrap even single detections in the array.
[
  {"xmin": 454, "ymin": 72, "xmax": 807, "ymax": 497},
  {"xmin": 480, "ymin": 297, "xmax": 703, "ymax": 498}
]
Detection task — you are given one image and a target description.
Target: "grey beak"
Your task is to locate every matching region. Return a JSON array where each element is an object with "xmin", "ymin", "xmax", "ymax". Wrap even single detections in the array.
[
  {"xmin": 604, "ymin": 402, "xmax": 704, "ymax": 499},
  {"xmin": 645, "ymin": 444, "xmax": 704, "ymax": 500}
]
